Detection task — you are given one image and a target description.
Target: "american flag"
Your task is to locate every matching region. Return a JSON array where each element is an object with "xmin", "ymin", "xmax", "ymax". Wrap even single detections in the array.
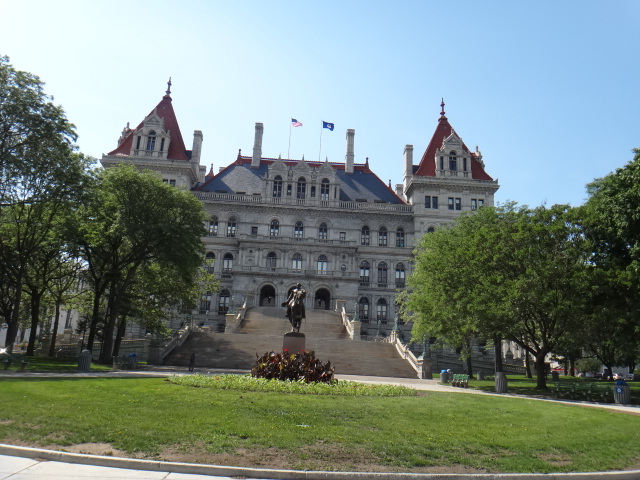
[{"xmin": 291, "ymin": 118, "xmax": 303, "ymax": 127}]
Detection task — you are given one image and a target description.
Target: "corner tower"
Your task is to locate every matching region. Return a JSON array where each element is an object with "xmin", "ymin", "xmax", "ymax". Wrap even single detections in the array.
[
  {"xmin": 403, "ymin": 100, "xmax": 499, "ymax": 235},
  {"xmin": 101, "ymin": 79, "xmax": 206, "ymax": 188}
]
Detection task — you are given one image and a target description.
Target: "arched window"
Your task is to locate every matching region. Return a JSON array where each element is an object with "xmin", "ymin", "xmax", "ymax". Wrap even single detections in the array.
[
  {"xmin": 448, "ymin": 150, "xmax": 457, "ymax": 171},
  {"xmin": 266, "ymin": 252, "xmax": 277, "ymax": 269},
  {"xmin": 294, "ymin": 221, "xmax": 304, "ymax": 239},
  {"xmin": 318, "ymin": 222, "xmax": 328, "ymax": 240},
  {"xmin": 320, "ymin": 179, "xmax": 330, "ymax": 201},
  {"xmin": 208, "ymin": 216, "xmax": 218, "ymax": 236},
  {"xmin": 222, "ymin": 253, "xmax": 233, "ymax": 273},
  {"xmin": 205, "ymin": 252, "xmax": 215, "ymax": 274},
  {"xmin": 358, "ymin": 297, "xmax": 370, "ymax": 322},
  {"xmin": 378, "ymin": 226, "xmax": 388, "ymax": 247},
  {"xmin": 317, "ymin": 255, "xmax": 328, "ymax": 275},
  {"xmin": 395, "ymin": 263, "xmax": 406, "ymax": 288},
  {"xmin": 376, "ymin": 298, "xmax": 388, "ymax": 323},
  {"xmin": 361, "ymin": 226, "xmax": 370, "ymax": 245},
  {"xmin": 146, "ymin": 130, "xmax": 156, "ymax": 151},
  {"xmin": 359, "ymin": 261, "xmax": 370, "ymax": 285},
  {"xmin": 270, "ymin": 219, "xmax": 279, "ymax": 237},
  {"xmin": 273, "ymin": 176, "xmax": 282, "ymax": 198},
  {"xmin": 227, "ymin": 217, "xmax": 236, "ymax": 237},
  {"xmin": 218, "ymin": 289, "xmax": 230, "ymax": 315},
  {"xmin": 297, "ymin": 177, "xmax": 306, "ymax": 199},
  {"xmin": 396, "ymin": 227, "xmax": 405, "ymax": 247},
  {"xmin": 377, "ymin": 262, "xmax": 388, "ymax": 287},
  {"xmin": 292, "ymin": 253, "xmax": 303, "ymax": 271},
  {"xmin": 427, "ymin": 226, "xmax": 435, "ymax": 234}
]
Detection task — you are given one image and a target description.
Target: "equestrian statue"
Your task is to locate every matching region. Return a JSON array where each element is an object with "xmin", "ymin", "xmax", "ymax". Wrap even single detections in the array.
[{"xmin": 282, "ymin": 283, "xmax": 306, "ymax": 333}]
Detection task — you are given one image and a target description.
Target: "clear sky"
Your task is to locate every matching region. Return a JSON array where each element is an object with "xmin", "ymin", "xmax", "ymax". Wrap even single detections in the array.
[{"xmin": 2, "ymin": 0, "xmax": 638, "ymax": 208}]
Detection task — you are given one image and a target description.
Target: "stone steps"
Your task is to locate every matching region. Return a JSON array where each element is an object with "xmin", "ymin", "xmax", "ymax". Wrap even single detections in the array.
[{"xmin": 163, "ymin": 306, "xmax": 417, "ymax": 378}]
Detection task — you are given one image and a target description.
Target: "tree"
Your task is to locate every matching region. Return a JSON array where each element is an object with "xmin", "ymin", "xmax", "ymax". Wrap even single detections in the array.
[
  {"xmin": 403, "ymin": 204, "xmax": 592, "ymax": 389},
  {"xmin": 0, "ymin": 56, "xmax": 91, "ymax": 352},
  {"xmin": 578, "ymin": 147, "xmax": 640, "ymax": 374},
  {"xmin": 73, "ymin": 164, "xmax": 207, "ymax": 363}
]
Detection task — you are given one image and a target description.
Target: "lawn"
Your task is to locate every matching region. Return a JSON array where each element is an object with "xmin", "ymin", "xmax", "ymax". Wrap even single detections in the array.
[{"xmin": 0, "ymin": 375, "xmax": 639, "ymax": 474}]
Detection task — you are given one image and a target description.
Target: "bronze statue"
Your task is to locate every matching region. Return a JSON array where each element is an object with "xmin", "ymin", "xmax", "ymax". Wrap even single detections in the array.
[{"xmin": 282, "ymin": 283, "xmax": 306, "ymax": 333}]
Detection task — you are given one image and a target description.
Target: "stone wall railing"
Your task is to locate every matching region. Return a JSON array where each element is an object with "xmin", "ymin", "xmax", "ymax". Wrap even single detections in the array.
[
  {"xmin": 339, "ymin": 305, "xmax": 361, "ymax": 341},
  {"xmin": 225, "ymin": 301, "xmax": 248, "ymax": 333}
]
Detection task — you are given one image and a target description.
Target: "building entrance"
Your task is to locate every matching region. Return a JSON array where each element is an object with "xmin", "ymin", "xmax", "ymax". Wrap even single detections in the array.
[
  {"xmin": 259, "ymin": 285, "xmax": 276, "ymax": 306},
  {"xmin": 314, "ymin": 288, "xmax": 331, "ymax": 310}
]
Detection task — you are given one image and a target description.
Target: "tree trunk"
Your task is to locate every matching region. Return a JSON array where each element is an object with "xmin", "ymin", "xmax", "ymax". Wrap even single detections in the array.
[
  {"xmin": 86, "ymin": 288, "xmax": 103, "ymax": 351},
  {"xmin": 534, "ymin": 353, "xmax": 548, "ymax": 389},
  {"xmin": 26, "ymin": 292, "xmax": 41, "ymax": 356},
  {"xmin": 99, "ymin": 290, "xmax": 119, "ymax": 364},
  {"xmin": 113, "ymin": 316, "xmax": 127, "ymax": 357},
  {"xmin": 4, "ymin": 280, "xmax": 24, "ymax": 353},
  {"xmin": 525, "ymin": 353, "xmax": 533, "ymax": 378},
  {"xmin": 48, "ymin": 301, "xmax": 62, "ymax": 357},
  {"xmin": 493, "ymin": 335, "xmax": 503, "ymax": 373}
]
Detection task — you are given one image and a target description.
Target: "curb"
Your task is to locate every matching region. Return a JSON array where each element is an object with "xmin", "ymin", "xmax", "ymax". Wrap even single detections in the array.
[{"xmin": 1, "ymin": 444, "xmax": 640, "ymax": 480}]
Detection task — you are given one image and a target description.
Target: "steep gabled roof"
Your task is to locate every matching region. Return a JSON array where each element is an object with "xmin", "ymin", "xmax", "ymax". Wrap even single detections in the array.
[
  {"xmin": 107, "ymin": 84, "xmax": 190, "ymax": 161},
  {"xmin": 415, "ymin": 103, "xmax": 493, "ymax": 181}
]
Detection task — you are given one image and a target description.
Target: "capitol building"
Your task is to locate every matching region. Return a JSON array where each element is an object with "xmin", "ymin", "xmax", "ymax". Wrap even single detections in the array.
[{"xmin": 101, "ymin": 84, "xmax": 499, "ymax": 342}]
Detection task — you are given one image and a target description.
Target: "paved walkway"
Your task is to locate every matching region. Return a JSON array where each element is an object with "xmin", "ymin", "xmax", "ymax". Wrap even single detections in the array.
[{"xmin": 1, "ymin": 368, "xmax": 639, "ymax": 480}]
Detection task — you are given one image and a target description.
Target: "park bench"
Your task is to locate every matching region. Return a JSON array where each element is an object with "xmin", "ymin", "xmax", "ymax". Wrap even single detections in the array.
[
  {"xmin": 451, "ymin": 374, "xmax": 469, "ymax": 388},
  {"xmin": 552, "ymin": 382, "xmax": 613, "ymax": 402},
  {"xmin": 112, "ymin": 354, "xmax": 139, "ymax": 370},
  {"xmin": 1, "ymin": 355, "xmax": 30, "ymax": 371}
]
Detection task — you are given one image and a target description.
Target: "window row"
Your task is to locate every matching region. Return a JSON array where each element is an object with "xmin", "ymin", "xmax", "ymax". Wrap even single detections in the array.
[
  {"xmin": 357, "ymin": 297, "xmax": 398, "ymax": 323},
  {"xmin": 206, "ymin": 216, "xmax": 406, "ymax": 246},
  {"xmin": 424, "ymin": 196, "xmax": 484, "ymax": 210},
  {"xmin": 439, "ymin": 150, "xmax": 468, "ymax": 173},
  {"xmin": 199, "ymin": 289, "xmax": 231, "ymax": 315},
  {"xmin": 272, "ymin": 176, "xmax": 332, "ymax": 200},
  {"xmin": 359, "ymin": 261, "xmax": 406, "ymax": 287}
]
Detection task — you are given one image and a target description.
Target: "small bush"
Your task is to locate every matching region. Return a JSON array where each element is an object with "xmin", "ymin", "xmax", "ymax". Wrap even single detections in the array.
[{"xmin": 251, "ymin": 349, "xmax": 335, "ymax": 383}]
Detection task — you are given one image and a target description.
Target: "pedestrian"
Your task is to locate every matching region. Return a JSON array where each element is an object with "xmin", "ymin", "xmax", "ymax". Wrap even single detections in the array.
[{"xmin": 189, "ymin": 352, "xmax": 196, "ymax": 372}]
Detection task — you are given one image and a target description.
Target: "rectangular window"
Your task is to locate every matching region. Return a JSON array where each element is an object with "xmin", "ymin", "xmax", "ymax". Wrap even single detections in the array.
[
  {"xmin": 425, "ymin": 196, "xmax": 431, "ymax": 208},
  {"xmin": 449, "ymin": 159, "xmax": 457, "ymax": 171},
  {"xmin": 448, "ymin": 198, "xmax": 454, "ymax": 210},
  {"xmin": 455, "ymin": 198, "xmax": 461, "ymax": 210},
  {"xmin": 439, "ymin": 156, "xmax": 444, "ymax": 170},
  {"xmin": 339, "ymin": 232, "xmax": 346, "ymax": 242},
  {"xmin": 432, "ymin": 196, "xmax": 438, "ymax": 209},
  {"xmin": 251, "ymin": 226, "xmax": 258, "ymax": 236},
  {"xmin": 463, "ymin": 158, "xmax": 467, "ymax": 171},
  {"xmin": 478, "ymin": 199, "xmax": 484, "ymax": 207},
  {"xmin": 471, "ymin": 199, "xmax": 478, "ymax": 211},
  {"xmin": 169, "ymin": 179, "xmax": 176, "ymax": 187}
]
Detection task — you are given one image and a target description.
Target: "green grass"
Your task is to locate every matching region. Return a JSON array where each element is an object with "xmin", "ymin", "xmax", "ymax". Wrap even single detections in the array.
[
  {"xmin": 0, "ymin": 376, "xmax": 639, "ymax": 473},
  {"xmin": 0, "ymin": 355, "xmax": 112, "ymax": 372}
]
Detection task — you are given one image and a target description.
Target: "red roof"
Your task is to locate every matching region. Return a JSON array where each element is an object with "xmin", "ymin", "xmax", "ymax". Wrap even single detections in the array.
[
  {"xmin": 415, "ymin": 115, "xmax": 493, "ymax": 181},
  {"xmin": 107, "ymin": 93, "xmax": 190, "ymax": 161}
]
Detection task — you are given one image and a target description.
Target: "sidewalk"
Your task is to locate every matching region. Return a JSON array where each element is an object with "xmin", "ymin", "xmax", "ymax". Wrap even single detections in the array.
[{"xmin": 1, "ymin": 368, "xmax": 639, "ymax": 480}]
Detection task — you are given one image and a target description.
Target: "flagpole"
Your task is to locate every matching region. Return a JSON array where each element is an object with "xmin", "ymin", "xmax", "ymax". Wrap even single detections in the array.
[
  {"xmin": 288, "ymin": 120, "xmax": 292, "ymax": 159},
  {"xmin": 319, "ymin": 121, "xmax": 323, "ymax": 161}
]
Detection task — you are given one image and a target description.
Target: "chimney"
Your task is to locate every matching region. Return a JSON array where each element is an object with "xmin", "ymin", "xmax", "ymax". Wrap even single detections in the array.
[
  {"xmin": 403, "ymin": 144, "xmax": 413, "ymax": 182},
  {"xmin": 345, "ymin": 129, "xmax": 355, "ymax": 174},
  {"xmin": 191, "ymin": 130, "xmax": 203, "ymax": 164},
  {"xmin": 251, "ymin": 123, "xmax": 263, "ymax": 168}
]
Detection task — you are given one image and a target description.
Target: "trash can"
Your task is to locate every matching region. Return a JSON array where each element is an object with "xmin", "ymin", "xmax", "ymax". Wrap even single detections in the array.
[
  {"xmin": 78, "ymin": 349, "xmax": 92, "ymax": 371},
  {"xmin": 495, "ymin": 372, "xmax": 508, "ymax": 393},
  {"xmin": 440, "ymin": 369, "xmax": 450, "ymax": 384},
  {"xmin": 614, "ymin": 383, "xmax": 631, "ymax": 405},
  {"xmin": 551, "ymin": 371, "xmax": 559, "ymax": 381}
]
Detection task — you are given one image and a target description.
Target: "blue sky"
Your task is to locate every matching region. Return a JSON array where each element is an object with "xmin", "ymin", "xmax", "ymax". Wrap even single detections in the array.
[{"xmin": 2, "ymin": 0, "xmax": 639, "ymax": 208}]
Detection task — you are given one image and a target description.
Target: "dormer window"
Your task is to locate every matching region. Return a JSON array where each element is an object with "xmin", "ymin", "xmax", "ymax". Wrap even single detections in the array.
[
  {"xmin": 146, "ymin": 131, "xmax": 157, "ymax": 151},
  {"xmin": 448, "ymin": 150, "xmax": 457, "ymax": 171}
]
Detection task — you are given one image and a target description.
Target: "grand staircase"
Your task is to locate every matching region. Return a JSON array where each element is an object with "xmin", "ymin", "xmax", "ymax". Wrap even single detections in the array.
[{"xmin": 163, "ymin": 306, "xmax": 417, "ymax": 378}]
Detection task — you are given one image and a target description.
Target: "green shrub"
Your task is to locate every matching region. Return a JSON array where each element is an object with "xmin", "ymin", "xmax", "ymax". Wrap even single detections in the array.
[{"xmin": 251, "ymin": 349, "xmax": 335, "ymax": 383}]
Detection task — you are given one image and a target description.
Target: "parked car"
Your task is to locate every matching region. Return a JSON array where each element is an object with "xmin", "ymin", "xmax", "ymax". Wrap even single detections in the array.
[{"xmin": 612, "ymin": 373, "xmax": 625, "ymax": 380}]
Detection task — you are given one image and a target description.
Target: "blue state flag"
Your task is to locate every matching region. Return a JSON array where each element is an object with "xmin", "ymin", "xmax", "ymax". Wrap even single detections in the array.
[{"xmin": 322, "ymin": 121, "xmax": 334, "ymax": 131}]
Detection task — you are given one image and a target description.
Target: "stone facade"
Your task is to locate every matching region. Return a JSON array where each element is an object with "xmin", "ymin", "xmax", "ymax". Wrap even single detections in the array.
[{"xmin": 101, "ymin": 89, "xmax": 499, "ymax": 341}]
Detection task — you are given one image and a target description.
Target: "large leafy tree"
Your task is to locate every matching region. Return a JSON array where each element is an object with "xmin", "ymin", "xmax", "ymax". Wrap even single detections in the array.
[
  {"xmin": 404, "ymin": 204, "xmax": 591, "ymax": 389},
  {"xmin": 74, "ymin": 164, "xmax": 207, "ymax": 363},
  {"xmin": 578, "ymin": 148, "xmax": 640, "ymax": 374},
  {"xmin": 0, "ymin": 56, "xmax": 91, "ymax": 352}
]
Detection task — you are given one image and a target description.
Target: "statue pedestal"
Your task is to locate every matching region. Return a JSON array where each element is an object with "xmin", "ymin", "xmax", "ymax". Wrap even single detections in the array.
[{"xmin": 283, "ymin": 332, "xmax": 306, "ymax": 354}]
